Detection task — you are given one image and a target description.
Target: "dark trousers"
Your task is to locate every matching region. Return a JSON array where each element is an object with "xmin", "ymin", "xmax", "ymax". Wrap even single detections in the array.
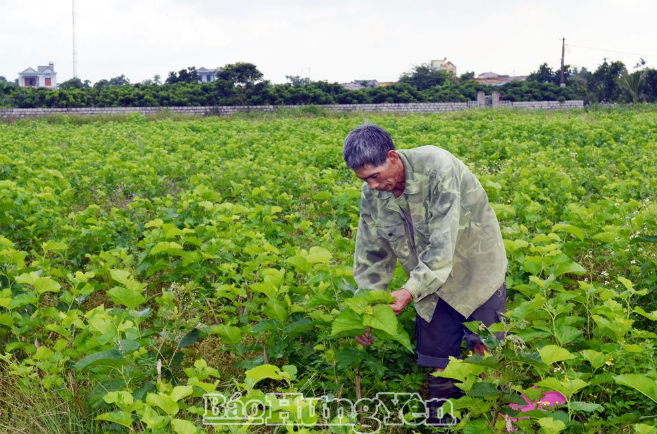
[{"xmin": 416, "ymin": 282, "xmax": 507, "ymax": 369}]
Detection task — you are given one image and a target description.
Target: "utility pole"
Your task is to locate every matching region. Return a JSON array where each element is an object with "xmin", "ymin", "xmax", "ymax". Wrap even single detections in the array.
[
  {"xmin": 559, "ymin": 38, "xmax": 565, "ymax": 87},
  {"xmin": 72, "ymin": 0, "xmax": 78, "ymax": 78}
]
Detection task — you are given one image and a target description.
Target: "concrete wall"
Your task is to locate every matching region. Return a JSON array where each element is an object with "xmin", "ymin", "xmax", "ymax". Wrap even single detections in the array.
[{"xmin": 0, "ymin": 100, "xmax": 584, "ymax": 119}]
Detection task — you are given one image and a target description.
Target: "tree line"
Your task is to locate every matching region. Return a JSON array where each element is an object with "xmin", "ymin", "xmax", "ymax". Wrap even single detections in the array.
[{"xmin": 1, "ymin": 59, "xmax": 656, "ymax": 109}]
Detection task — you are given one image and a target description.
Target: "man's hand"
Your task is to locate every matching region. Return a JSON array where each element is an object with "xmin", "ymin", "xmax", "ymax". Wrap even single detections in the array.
[
  {"xmin": 355, "ymin": 327, "xmax": 374, "ymax": 346},
  {"xmin": 389, "ymin": 289, "xmax": 413, "ymax": 315}
]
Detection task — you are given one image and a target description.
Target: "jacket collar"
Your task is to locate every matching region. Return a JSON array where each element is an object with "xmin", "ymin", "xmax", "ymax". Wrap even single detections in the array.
[{"xmin": 375, "ymin": 149, "xmax": 420, "ymax": 200}]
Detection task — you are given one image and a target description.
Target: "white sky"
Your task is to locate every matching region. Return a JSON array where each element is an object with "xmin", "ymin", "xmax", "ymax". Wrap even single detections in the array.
[{"xmin": 2, "ymin": 0, "xmax": 657, "ymax": 84}]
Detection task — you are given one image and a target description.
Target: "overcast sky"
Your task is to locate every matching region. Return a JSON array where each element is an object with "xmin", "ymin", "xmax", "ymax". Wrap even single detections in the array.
[{"xmin": 2, "ymin": 0, "xmax": 657, "ymax": 85}]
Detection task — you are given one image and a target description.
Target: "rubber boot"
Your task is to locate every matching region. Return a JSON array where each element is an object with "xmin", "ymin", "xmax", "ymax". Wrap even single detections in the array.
[{"xmin": 426, "ymin": 373, "xmax": 462, "ymax": 427}]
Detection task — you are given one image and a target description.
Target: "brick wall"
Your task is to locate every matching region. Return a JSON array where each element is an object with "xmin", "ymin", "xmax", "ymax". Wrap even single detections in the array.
[{"xmin": 0, "ymin": 101, "xmax": 585, "ymax": 119}]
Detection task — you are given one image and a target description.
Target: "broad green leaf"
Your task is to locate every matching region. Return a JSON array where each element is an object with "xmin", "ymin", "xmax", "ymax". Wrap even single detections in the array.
[
  {"xmin": 245, "ymin": 364, "xmax": 286, "ymax": 389},
  {"xmin": 554, "ymin": 261, "xmax": 586, "ymax": 276},
  {"xmin": 331, "ymin": 308, "xmax": 364, "ymax": 337},
  {"xmin": 33, "ymin": 277, "xmax": 61, "ymax": 294},
  {"xmin": 42, "ymin": 240, "xmax": 68, "ymax": 252},
  {"xmin": 263, "ymin": 298, "xmax": 288, "ymax": 323},
  {"xmin": 634, "ymin": 423, "xmax": 657, "ymax": 434},
  {"xmin": 614, "ymin": 374, "xmax": 657, "ymax": 404},
  {"xmin": 581, "ymin": 350, "xmax": 606, "ymax": 369},
  {"xmin": 570, "ymin": 401, "xmax": 603, "ymax": 412},
  {"xmin": 437, "ymin": 357, "xmax": 485, "ymax": 382},
  {"xmin": 551, "ymin": 224, "xmax": 585, "ymax": 241},
  {"xmin": 146, "ymin": 392, "xmax": 179, "ymax": 416},
  {"xmin": 354, "ymin": 290, "xmax": 395, "ymax": 304},
  {"xmin": 538, "ymin": 345, "xmax": 575, "ymax": 365},
  {"xmin": 170, "ymin": 385, "xmax": 194, "ymax": 402},
  {"xmin": 145, "ymin": 218, "xmax": 164, "ymax": 228},
  {"xmin": 618, "ymin": 276, "xmax": 634, "ymax": 291},
  {"xmin": 34, "ymin": 346, "xmax": 54, "ymax": 360},
  {"xmin": 207, "ymin": 325, "xmax": 242, "ymax": 345},
  {"xmin": 555, "ymin": 325, "xmax": 582, "ymax": 345},
  {"xmin": 178, "ymin": 329, "xmax": 199, "ymax": 348},
  {"xmin": 95, "ymin": 411, "xmax": 134, "ymax": 428},
  {"xmin": 103, "ymin": 391, "xmax": 134, "ymax": 405},
  {"xmin": 536, "ymin": 378, "xmax": 570, "ymax": 397},
  {"xmin": 305, "ymin": 246, "xmax": 332, "ymax": 264},
  {"xmin": 362, "ymin": 304, "xmax": 398, "ymax": 336},
  {"xmin": 15, "ymin": 272, "xmax": 40, "ymax": 286},
  {"xmin": 634, "ymin": 307, "xmax": 657, "ymax": 321},
  {"xmin": 108, "ymin": 286, "xmax": 145, "ymax": 309},
  {"xmin": 537, "ymin": 417, "xmax": 567, "ymax": 434},
  {"xmin": 74, "ymin": 348, "xmax": 124, "ymax": 370},
  {"xmin": 110, "ymin": 269, "xmax": 132, "ymax": 286},
  {"xmin": 171, "ymin": 418, "xmax": 198, "ymax": 434}
]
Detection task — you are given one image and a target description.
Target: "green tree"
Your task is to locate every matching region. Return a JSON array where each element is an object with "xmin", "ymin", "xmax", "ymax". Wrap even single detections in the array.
[
  {"xmin": 108, "ymin": 75, "xmax": 131, "ymax": 86},
  {"xmin": 619, "ymin": 69, "xmax": 646, "ymax": 103},
  {"xmin": 165, "ymin": 67, "xmax": 199, "ymax": 84},
  {"xmin": 588, "ymin": 59, "xmax": 626, "ymax": 102},
  {"xmin": 398, "ymin": 64, "xmax": 450, "ymax": 91},
  {"xmin": 219, "ymin": 63, "xmax": 265, "ymax": 105},
  {"xmin": 285, "ymin": 75, "xmax": 312, "ymax": 87},
  {"xmin": 59, "ymin": 77, "xmax": 91, "ymax": 90}
]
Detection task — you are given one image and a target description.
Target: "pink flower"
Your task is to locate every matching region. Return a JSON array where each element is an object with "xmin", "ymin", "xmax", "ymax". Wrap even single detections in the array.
[{"xmin": 504, "ymin": 388, "xmax": 567, "ymax": 432}]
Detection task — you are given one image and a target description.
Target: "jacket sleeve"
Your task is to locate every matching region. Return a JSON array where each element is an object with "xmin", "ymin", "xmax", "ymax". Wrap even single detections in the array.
[
  {"xmin": 403, "ymin": 165, "xmax": 461, "ymax": 301},
  {"xmin": 353, "ymin": 195, "xmax": 397, "ymax": 291}
]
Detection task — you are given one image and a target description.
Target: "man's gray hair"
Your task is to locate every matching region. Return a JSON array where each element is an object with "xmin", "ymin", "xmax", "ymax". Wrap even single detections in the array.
[{"xmin": 342, "ymin": 124, "xmax": 395, "ymax": 170}]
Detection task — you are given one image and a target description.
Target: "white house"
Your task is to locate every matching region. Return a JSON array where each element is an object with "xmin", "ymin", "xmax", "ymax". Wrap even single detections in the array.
[
  {"xmin": 197, "ymin": 67, "xmax": 222, "ymax": 83},
  {"xmin": 430, "ymin": 58, "xmax": 457, "ymax": 75},
  {"xmin": 19, "ymin": 62, "xmax": 57, "ymax": 88}
]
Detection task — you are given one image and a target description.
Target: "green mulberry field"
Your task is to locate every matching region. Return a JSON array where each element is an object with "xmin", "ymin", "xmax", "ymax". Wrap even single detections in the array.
[{"xmin": 0, "ymin": 107, "xmax": 656, "ymax": 434}]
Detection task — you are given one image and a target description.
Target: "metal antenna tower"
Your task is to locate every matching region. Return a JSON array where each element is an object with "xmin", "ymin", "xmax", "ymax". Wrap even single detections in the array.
[{"xmin": 72, "ymin": 0, "xmax": 78, "ymax": 78}]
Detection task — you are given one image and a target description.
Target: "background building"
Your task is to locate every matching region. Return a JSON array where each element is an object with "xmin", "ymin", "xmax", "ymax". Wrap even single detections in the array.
[
  {"xmin": 430, "ymin": 58, "xmax": 457, "ymax": 75},
  {"xmin": 18, "ymin": 62, "xmax": 57, "ymax": 88}
]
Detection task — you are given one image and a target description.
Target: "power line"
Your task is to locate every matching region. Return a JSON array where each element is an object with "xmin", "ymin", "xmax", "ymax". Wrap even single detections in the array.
[{"xmin": 566, "ymin": 43, "xmax": 657, "ymax": 59}]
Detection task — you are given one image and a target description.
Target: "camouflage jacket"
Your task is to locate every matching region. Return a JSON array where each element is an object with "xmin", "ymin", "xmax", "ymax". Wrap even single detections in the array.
[{"xmin": 353, "ymin": 146, "xmax": 508, "ymax": 322}]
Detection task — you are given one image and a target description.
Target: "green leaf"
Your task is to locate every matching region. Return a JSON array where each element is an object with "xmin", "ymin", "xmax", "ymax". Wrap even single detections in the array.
[
  {"xmin": 553, "ymin": 261, "xmax": 586, "ymax": 276},
  {"xmin": 178, "ymin": 329, "xmax": 199, "ymax": 348},
  {"xmin": 170, "ymin": 385, "xmax": 194, "ymax": 402},
  {"xmin": 437, "ymin": 357, "xmax": 485, "ymax": 382},
  {"xmin": 536, "ymin": 378, "xmax": 570, "ymax": 397},
  {"xmin": 245, "ymin": 364, "xmax": 286, "ymax": 389},
  {"xmin": 630, "ymin": 235, "xmax": 657, "ymax": 244},
  {"xmin": 207, "ymin": 325, "xmax": 242, "ymax": 345},
  {"xmin": 263, "ymin": 298, "xmax": 288, "ymax": 323},
  {"xmin": 171, "ymin": 418, "xmax": 198, "ymax": 434},
  {"xmin": 34, "ymin": 277, "xmax": 61, "ymax": 294},
  {"xmin": 331, "ymin": 308, "xmax": 365, "ymax": 337},
  {"xmin": 538, "ymin": 345, "xmax": 575, "ymax": 365},
  {"xmin": 537, "ymin": 417, "xmax": 567, "ymax": 434},
  {"xmin": 95, "ymin": 411, "xmax": 134, "ymax": 428},
  {"xmin": 74, "ymin": 348, "xmax": 124, "ymax": 371},
  {"xmin": 109, "ymin": 269, "xmax": 132, "ymax": 286},
  {"xmin": 362, "ymin": 305, "xmax": 398, "ymax": 336},
  {"xmin": 551, "ymin": 223, "xmax": 585, "ymax": 241},
  {"xmin": 634, "ymin": 307, "xmax": 657, "ymax": 321},
  {"xmin": 555, "ymin": 325, "xmax": 582, "ymax": 345},
  {"xmin": 145, "ymin": 218, "xmax": 164, "ymax": 228},
  {"xmin": 15, "ymin": 272, "xmax": 40, "ymax": 286},
  {"xmin": 336, "ymin": 348, "xmax": 366, "ymax": 370},
  {"xmin": 614, "ymin": 374, "xmax": 657, "ymax": 404},
  {"xmin": 463, "ymin": 418, "xmax": 493, "ymax": 434},
  {"xmin": 34, "ymin": 346, "xmax": 55, "ymax": 360},
  {"xmin": 354, "ymin": 290, "xmax": 395, "ymax": 304},
  {"xmin": 634, "ymin": 423, "xmax": 657, "ymax": 434},
  {"xmin": 107, "ymin": 286, "xmax": 145, "ymax": 309},
  {"xmin": 146, "ymin": 392, "xmax": 179, "ymax": 416},
  {"xmin": 570, "ymin": 401, "xmax": 603, "ymax": 412},
  {"xmin": 305, "ymin": 246, "xmax": 332, "ymax": 264},
  {"xmin": 469, "ymin": 382, "xmax": 499, "ymax": 397},
  {"xmin": 581, "ymin": 350, "xmax": 606, "ymax": 369}
]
